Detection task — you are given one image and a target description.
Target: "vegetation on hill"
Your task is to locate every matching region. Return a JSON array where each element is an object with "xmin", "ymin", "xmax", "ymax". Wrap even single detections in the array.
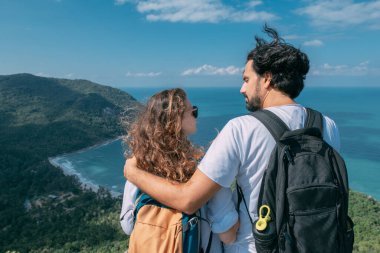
[
  {"xmin": 349, "ymin": 192, "xmax": 380, "ymax": 253},
  {"xmin": 0, "ymin": 74, "xmax": 379, "ymax": 252},
  {"xmin": 0, "ymin": 74, "xmax": 138, "ymax": 252}
]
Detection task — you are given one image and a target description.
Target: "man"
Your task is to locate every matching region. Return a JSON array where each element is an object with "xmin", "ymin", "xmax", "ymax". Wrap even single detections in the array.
[{"xmin": 124, "ymin": 26, "xmax": 340, "ymax": 252}]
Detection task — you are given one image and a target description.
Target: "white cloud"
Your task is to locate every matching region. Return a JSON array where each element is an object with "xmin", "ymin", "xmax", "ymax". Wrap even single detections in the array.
[
  {"xmin": 182, "ymin": 64, "xmax": 243, "ymax": 76},
  {"xmin": 311, "ymin": 61, "xmax": 371, "ymax": 76},
  {"xmin": 114, "ymin": 0, "xmax": 129, "ymax": 5},
  {"xmin": 303, "ymin": 39, "xmax": 324, "ymax": 47},
  {"xmin": 65, "ymin": 73, "xmax": 75, "ymax": 78},
  {"xmin": 247, "ymin": 0, "xmax": 264, "ymax": 8},
  {"xmin": 126, "ymin": 71, "xmax": 162, "ymax": 77},
  {"xmin": 119, "ymin": 0, "xmax": 277, "ymax": 23},
  {"xmin": 283, "ymin": 34, "xmax": 303, "ymax": 41},
  {"xmin": 35, "ymin": 72, "xmax": 51, "ymax": 77},
  {"xmin": 296, "ymin": 0, "xmax": 380, "ymax": 29}
]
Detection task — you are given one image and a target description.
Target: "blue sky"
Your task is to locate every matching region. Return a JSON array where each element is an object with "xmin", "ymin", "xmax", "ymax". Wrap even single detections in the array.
[{"xmin": 1, "ymin": 0, "xmax": 380, "ymax": 87}]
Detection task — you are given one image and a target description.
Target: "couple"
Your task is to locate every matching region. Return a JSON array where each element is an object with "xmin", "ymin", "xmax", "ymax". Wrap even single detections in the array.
[{"xmin": 121, "ymin": 26, "xmax": 340, "ymax": 253}]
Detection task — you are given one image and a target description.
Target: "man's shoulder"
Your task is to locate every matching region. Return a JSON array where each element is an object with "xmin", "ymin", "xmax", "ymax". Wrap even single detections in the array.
[
  {"xmin": 221, "ymin": 114, "xmax": 272, "ymax": 140},
  {"xmin": 227, "ymin": 114, "xmax": 263, "ymax": 128}
]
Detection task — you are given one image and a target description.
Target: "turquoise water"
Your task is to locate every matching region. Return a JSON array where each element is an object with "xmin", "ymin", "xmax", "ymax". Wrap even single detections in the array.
[{"xmin": 53, "ymin": 87, "xmax": 380, "ymax": 200}]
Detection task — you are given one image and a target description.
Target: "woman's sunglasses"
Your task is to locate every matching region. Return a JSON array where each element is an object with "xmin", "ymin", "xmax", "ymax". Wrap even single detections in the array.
[{"xmin": 192, "ymin": 106, "xmax": 198, "ymax": 119}]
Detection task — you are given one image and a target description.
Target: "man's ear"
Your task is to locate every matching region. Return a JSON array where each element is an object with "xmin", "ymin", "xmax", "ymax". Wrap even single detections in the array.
[{"xmin": 263, "ymin": 72, "xmax": 272, "ymax": 89}]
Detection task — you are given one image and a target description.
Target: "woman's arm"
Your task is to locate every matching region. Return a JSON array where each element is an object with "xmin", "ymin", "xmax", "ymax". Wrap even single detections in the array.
[
  {"xmin": 206, "ymin": 187, "xmax": 240, "ymax": 244},
  {"xmin": 218, "ymin": 220, "xmax": 240, "ymax": 244},
  {"xmin": 124, "ymin": 157, "xmax": 221, "ymax": 214},
  {"xmin": 120, "ymin": 181, "xmax": 139, "ymax": 235}
]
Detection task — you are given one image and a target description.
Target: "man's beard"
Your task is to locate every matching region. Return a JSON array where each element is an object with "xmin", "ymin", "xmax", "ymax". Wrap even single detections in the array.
[
  {"xmin": 246, "ymin": 96, "xmax": 262, "ymax": 112},
  {"xmin": 245, "ymin": 82, "xmax": 262, "ymax": 112}
]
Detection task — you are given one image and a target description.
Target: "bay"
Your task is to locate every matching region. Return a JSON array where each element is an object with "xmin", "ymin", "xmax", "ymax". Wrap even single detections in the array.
[{"xmin": 51, "ymin": 87, "xmax": 380, "ymax": 200}]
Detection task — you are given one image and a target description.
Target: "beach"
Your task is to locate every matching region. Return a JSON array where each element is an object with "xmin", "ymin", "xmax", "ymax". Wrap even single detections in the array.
[{"xmin": 48, "ymin": 137, "xmax": 124, "ymax": 198}]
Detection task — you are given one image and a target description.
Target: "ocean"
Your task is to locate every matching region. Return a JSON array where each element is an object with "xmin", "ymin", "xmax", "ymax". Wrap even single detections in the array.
[{"xmin": 50, "ymin": 87, "xmax": 380, "ymax": 200}]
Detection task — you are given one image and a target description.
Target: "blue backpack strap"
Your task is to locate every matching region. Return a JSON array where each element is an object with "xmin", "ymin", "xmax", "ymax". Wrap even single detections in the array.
[
  {"xmin": 305, "ymin": 108, "xmax": 324, "ymax": 137},
  {"xmin": 183, "ymin": 210, "xmax": 214, "ymax": 253},
  {"xmin": 132, "ymin": 189, "xmax": 142, "ymax": 223},
  {"xmin": 182, "ymin": 212, "xmax": 201, "ymax": 253},
  {"xmin": 133, "ymin": 190, "xmax": 169, "ymax": 223},
  {"xmin": 252, "ymin": 109, "xmax": 289, "ymax": 142}
]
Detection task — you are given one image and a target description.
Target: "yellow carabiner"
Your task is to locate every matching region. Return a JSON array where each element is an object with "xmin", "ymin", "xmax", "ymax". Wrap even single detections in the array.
[{"xmin": 255, "ymin": 205, "xmax": 271, "ymax": 231}]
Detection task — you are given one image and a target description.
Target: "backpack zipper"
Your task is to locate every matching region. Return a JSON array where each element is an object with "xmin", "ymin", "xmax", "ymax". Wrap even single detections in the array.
[{"xmin": 284, "ymin": 146, "xmax": 294, "ymax": 165}]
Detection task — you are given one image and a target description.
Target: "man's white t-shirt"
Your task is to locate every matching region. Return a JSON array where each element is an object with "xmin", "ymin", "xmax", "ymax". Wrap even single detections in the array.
[{"xmin": 199, "ymin": 104, "xmax": 340, "ymax": 253}]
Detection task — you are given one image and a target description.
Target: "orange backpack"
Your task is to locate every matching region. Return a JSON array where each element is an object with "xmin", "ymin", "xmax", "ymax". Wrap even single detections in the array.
[{"xmin": 128, "ymin": 192, "xmax": 212, "ymax": 253}]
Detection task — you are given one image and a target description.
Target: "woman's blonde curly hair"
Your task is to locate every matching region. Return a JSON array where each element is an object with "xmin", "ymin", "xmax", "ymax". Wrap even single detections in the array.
[{"xmin": 125, "ymin": 88, "xmax": 203, "ymax": 183}]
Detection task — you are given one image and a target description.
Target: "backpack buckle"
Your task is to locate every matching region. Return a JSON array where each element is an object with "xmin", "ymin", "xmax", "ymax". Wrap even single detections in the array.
[
  {"xmin": 188, "ymin": 217, "xmax": 199, "ymax": 227},
  {"xmin": 183, "ymin": 217, "xmax": 199, "ymax": 232}
]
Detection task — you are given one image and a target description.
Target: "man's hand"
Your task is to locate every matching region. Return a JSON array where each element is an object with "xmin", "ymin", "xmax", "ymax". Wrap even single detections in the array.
[{"xmin": 124, "ymin": 156, "xmax": 137, "ymax": 179}]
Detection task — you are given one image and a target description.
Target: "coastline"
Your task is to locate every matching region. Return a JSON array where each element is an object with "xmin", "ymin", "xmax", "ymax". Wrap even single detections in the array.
[
  {"xmin": 48, "ymin": 136, "xmax": 124, "ymax": 198},
  {"xmin": 52, "ymin": 136, "xmax": 124, "ymax": 157},
  {"xmin": 47, "ymin": 136, "xmax": 380, "ymax": 202}
]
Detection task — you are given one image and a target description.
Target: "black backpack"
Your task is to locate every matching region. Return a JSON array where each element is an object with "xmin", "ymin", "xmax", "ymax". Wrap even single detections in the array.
[{"xmin": 237, "ymin": 108, "xmax": 354, "ymax": 253}]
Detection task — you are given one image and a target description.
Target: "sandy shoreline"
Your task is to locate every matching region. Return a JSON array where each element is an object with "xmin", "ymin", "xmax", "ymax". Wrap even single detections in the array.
[
  {"xmin": 48, "ymin": 136, "xmax": 124, "ymax": 198},
  {"xmin": 53, "ymin": 136, "xmax": 124, "ymax": 157}
]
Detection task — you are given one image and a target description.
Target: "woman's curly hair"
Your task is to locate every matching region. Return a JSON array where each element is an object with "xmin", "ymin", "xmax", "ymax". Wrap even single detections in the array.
[{"xmin": 125, "ymin": 88, "xmax": 203, "ymax": 183}]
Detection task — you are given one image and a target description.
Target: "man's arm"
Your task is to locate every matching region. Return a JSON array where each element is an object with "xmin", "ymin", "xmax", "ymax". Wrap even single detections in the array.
[{"xmin": 124, "ymin": 157, "xmax": 221, "ymax": 214}]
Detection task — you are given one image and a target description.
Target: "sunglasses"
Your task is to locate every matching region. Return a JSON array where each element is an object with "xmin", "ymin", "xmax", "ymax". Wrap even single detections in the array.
[{"xmin": 192, "ymin": 106, "xmax": 198, "ymax": 118}]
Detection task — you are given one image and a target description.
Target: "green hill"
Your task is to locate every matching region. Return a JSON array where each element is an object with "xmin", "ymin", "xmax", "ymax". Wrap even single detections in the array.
[
  {"xmin": 0, "ymin": 74, "xmax": 140, "ymax": 252},
  {"xmin": 349, "ymin": 192, "xmax": 380, "ymax": 253},
  {"xmin": 0, "ymin": 73, "xmax": 140, "ymax": 152},
  {"xmin": 0, "ymin": 74, "xmax": 379, "ymax": 253}
]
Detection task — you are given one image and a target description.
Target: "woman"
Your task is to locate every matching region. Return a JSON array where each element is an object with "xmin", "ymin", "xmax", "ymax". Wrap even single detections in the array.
[{"xmin": 120, "ymin": 88, "xmax": 239, "ymax": 252}]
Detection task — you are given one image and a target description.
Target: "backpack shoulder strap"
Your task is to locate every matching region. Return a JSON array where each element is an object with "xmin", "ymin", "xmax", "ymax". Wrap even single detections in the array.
[
  {"xmin": 252, "ymin": 109, "xmax": 289, "ymax": 142},
  {"xmin": 134, "ymin": 191, "xmax": 169, "ymax": 220},
  {"xmin": 305, "ymin": 108, "xmax": 324, "ymax": 135},
  {"xmin": 236, "ymin": 182, "xmax": 254, "ymax": 226}
]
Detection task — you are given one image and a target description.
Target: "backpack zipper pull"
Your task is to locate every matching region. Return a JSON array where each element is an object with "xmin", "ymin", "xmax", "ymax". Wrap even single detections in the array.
[
  {"xmin": 255, "ymin": 205, "xmax": 272, "ymax": 231},
  {"xmin": 285, "ymin": 146, "xmax": 294, "ymax": 165}
]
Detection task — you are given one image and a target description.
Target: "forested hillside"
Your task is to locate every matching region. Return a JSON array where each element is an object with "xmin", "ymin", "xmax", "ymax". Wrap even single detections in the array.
[{"xmin": 0, "ymin": 74, "xmax": 140, "ymax": 252}]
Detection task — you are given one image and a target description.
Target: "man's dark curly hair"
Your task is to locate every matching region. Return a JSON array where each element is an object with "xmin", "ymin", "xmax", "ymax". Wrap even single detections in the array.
[{"xmin": 247, "ymin": 25, "xmax": 309, "ymax": 99}]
